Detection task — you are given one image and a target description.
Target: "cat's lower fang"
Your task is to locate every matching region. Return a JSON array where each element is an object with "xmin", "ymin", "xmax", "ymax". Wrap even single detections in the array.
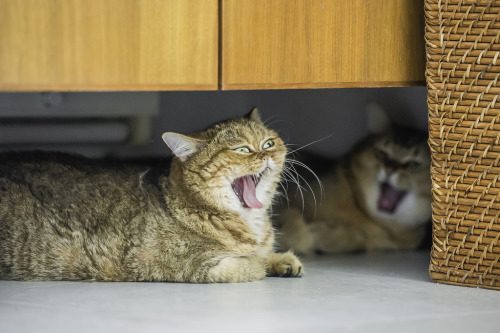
[{"xmin": 377, "ymin": 182, "xmax": 407, "ymax": 213}]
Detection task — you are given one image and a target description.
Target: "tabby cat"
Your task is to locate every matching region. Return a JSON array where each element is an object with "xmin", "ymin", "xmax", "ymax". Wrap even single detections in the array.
[
  {"xmin": 277, "ymin": 105, "xmax": 431, "ymax": 254},
  {"xmin": 0, "ymin": 109, "xmax": 302, "ymax": 282}
]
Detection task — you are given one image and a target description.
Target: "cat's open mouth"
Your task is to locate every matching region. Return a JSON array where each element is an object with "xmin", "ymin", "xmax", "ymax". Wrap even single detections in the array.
[
  {"xmin": 377, "ymin": 182, "xmax": 407, "ymax": 213},
  {"xmin": 232, "ymin": 172, "xmax": 264, "ymax": 209}
]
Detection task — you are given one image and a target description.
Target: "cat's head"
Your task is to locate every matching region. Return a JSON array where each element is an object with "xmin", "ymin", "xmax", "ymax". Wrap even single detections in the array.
[
  {"xmin": 162, "ymin": 108, "xmax": 286, "ymax": 212},
  {"xmin": 351, "ymin": 104, "xmax": 431, "ymax": 227}
]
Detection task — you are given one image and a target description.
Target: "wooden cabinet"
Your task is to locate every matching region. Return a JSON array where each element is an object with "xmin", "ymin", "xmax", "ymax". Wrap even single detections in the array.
[
  {"xmin": 221, "ymin": 0, "xmax": 425, "ymax": 90},
  {"xmin": 0, "ymin": 0, "xmax": 424, "ymax": 91},
  {"xmin": 0, "ymin": 0, "xmax": 218, "ymax": 91}
]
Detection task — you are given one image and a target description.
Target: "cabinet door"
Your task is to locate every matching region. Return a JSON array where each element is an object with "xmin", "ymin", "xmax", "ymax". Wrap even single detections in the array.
[
  {"xmin": 0, "ymin": 0, "xmax": 218, "ymax": 91},
  {"xmin": 222, "ymin": 0, "xmax": 425, "ymax": 90}
]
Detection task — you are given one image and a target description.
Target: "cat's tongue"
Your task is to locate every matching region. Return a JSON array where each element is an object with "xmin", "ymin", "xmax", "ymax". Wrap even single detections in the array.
[
  {"xmin": 241, "ymin": 176, "xmax": 263, "ymax": 209},
  {"xmin": 377, "ymin": 182, "xmax": 407, "ymax": 213}
]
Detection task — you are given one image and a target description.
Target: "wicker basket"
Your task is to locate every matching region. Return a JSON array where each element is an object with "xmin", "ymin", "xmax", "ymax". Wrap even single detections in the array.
[{"xmin": 426, "ymin": 0, "xmax": 500, "ymax": 290}]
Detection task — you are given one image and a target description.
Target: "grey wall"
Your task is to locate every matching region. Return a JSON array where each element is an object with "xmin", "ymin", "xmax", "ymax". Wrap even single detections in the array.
[
  {"xmin": 137, "ymin": 86, "xmax": 428, "ymax": 158},
  {"xmin": 0, "ymin": 87, "xmax": 428, "ymax": 159}
]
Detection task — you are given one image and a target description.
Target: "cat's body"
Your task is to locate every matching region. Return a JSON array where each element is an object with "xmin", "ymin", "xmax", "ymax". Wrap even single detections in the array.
[
  {"xmin": 0, "ymin": 110, "xmax": 302, "ymax": 282},
  {"xmin": 277, "ymin": 109, "xmax": 431, "ymax": 255}
]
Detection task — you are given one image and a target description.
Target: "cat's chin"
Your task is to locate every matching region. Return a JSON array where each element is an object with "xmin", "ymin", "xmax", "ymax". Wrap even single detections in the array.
[
  {"xmin": 232, "ymin": 171, "xmax": 267, "ymax": 209},
  {"xmin": 377, "ymin": 182, "xmax": 407, "ymax": 214}
]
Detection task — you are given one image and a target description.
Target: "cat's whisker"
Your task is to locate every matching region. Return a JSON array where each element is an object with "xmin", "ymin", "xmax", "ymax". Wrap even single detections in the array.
[
  {"xmin": 278, "ymin": 170, "xmax": 291, "ymax": 192},
  {"xmin": 279, "ymin": 167, "xmax": 307, "ymax": 209},
  {"xmin": 280, "ymin": 168, "xmax": 301, "ymax": 193},
  {"xmin": 284, "ymin": 148, "xmax": 300, "ymax": 161},
  {"xmin": 265, "ymin": 119, "xmax": 290, "ymax": 129},
  {"xmin": 285, "ymin": 158, "xmax": 323, "ymax": 198},
  {"xmin": 282, "ymin": 164, "xmax": 306, "ymax": 189},
  {"xmin": 277, "ymin": 182, "xmax": 291, "ymax": 206},
  {"xmin": 287, "ymin": 159, "xmax": 325, "ymax": 199},
  {"xmin": 280, "ymin": 168, "xmax": 299, "ymax": 193},
  {"xmin": 286, "ymin": 134, "xmax": 333, "ymax": 155},
  {"xmin": 287, "ymin": 162, "xmax": 319, "ymax": 210},
  {"xmin": 280, "ymin": 165, "xmax": 307, "ymax": 212},
  {"xmin": 262, "ymin": 114, "xmax": 282, "ymax": 127},
  {"xmin": 262, "ymin": 115, "xmax": 295, "ymax": 130},
  {"xmin": 284, "ymin": 162, "xmax": 319, "ymax": 214}
]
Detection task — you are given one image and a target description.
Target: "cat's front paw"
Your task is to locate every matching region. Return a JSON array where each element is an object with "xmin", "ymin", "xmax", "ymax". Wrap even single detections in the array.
[
  {"xmin": 205, "ymin": 256, "xmax": 266, "ymax": 283},
  {"xmin": 266, "ymin": 251, "xmax": 303, "ymax": 277}
]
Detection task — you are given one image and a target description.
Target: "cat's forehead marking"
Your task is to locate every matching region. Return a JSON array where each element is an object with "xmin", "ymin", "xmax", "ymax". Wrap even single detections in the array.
[
  {"xmin": 209, "ymin": 119, "xmax": 274, "ymax": 146},
  {"xmin": 376, "ymin": 128, "xmax": 426, "ymax": 149},
  {"xmin": 393, "ymin": 127, "xmax": 426, "ymax": 147}
]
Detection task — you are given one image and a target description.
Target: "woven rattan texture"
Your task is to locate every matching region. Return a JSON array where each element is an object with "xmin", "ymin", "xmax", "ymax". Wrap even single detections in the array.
[{"xmin": 426, "ymin": 0, "xmax": 500, "ymax": 290}]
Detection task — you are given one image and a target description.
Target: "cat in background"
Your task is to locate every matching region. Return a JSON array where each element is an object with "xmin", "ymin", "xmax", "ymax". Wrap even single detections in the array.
[
  {"xmin": 0, "ymin": 108, "xmax": 302, "ymax": 282},
  {"xmin": 277, "ymin": 103, "xmax": 431, "ymax": 254}
]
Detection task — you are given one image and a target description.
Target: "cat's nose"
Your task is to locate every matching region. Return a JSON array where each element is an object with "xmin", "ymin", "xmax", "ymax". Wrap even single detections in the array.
[
  {"xmin": 384, "ymin": 167, "xmax": 395, "ymax": 176},
  {"xmin": 263, "ymin": 157, "xmax": 275, "ymax": 170}
]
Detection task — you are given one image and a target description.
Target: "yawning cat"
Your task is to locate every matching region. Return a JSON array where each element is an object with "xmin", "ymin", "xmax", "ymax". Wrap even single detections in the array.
[
  {"xmin": 277, "ymin": 104, "xmax": 431, "ymax": 254},
  {"xmin": 0, "ymin": 109, "xmax": 302, "ymax": 282}
]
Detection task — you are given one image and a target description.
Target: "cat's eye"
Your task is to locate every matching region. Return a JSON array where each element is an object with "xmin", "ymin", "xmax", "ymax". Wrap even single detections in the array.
[
  {"xmin": 263, "ymin": 139, "xmax": 275, "ymax": 150},
  {"xmin": 375, "ymin": 149, "xmax": 388, "ymax": 161},
  {"xmin": 403, "ymin": 161, "xmax": 420, "ymax": 169},
  {"xmin": 234, "ymin": 146, "xmax": 252, "ymax": 153}
]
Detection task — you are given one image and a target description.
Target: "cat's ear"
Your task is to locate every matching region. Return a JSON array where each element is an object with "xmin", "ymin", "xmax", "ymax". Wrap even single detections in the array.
[
  {"xmin": 162, "ymin": 132, "xmax": 205, "ymax": 162},
  {"xmin": 366, "ymin": 102, "xmax": 390, "ymax": 134},
  {"xmin": 245, "ymin": 107, "xmax": 263, "ymax": 123}
]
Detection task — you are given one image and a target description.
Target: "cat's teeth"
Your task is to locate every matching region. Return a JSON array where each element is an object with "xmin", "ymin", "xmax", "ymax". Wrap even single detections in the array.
[{"xmin": 232, "ymin": 173, "xmax": 264, "ymax": 209}]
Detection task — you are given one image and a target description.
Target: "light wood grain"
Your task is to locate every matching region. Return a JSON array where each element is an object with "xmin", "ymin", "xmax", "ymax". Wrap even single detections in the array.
[
  {"xmin": 0, "ymin": 0, "xmax": 218, "ymax": 91},
  {"xmin": 221, "ymin": 0, "xmax": 425, "ymax": 90}
]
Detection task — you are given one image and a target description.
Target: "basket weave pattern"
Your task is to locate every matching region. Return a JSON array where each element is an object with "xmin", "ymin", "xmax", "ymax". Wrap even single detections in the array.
[{"xmin": 426, "ymin": 0, "xmax": 500, "ymax": 289}]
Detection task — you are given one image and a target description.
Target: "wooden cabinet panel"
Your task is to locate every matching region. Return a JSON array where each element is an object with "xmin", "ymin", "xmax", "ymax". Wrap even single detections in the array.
[
  {"xmin": 0, "ymin": 0, "xmax": 218, "ymax": 91},
  {"xmin": 222, "ymin": 0, "xmax": 425, "ymax": 90}
]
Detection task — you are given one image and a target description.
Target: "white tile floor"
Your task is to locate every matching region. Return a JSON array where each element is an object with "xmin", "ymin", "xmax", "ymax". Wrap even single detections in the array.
[{"xmin": 1, "ymin": 251, "xmax": 499, "ymax": 333}]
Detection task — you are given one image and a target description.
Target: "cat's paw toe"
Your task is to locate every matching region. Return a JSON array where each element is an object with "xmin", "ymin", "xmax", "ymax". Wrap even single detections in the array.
[
  {"xmin": 267, "ymin": 251, "xmax": 303, "ymax": 278},
  {"xmin": 282, "ymin": 263, "xmax": 302, "ymax": 277}
]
